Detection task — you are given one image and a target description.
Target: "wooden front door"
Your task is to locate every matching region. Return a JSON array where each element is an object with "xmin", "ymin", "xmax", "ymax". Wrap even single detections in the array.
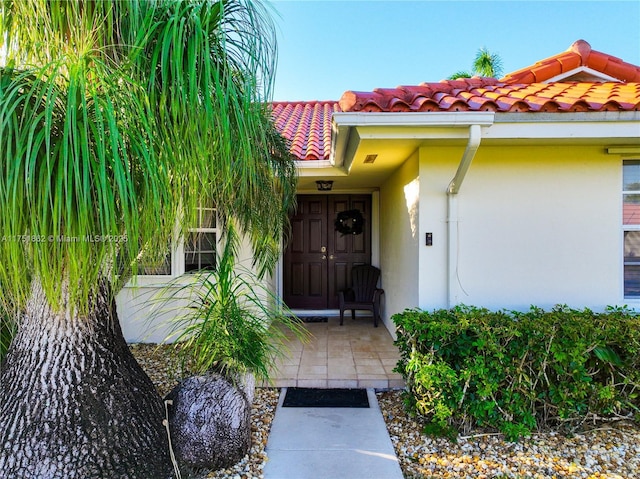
[{"xmin": 284, "ymin": 194, "xmax": 371, "ymax": 309}]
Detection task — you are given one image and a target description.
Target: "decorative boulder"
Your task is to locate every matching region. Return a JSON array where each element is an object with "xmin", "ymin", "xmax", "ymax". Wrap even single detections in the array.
[{"xmin": 165, "ymin": 373, "xmax": 254, "ymax": 470}]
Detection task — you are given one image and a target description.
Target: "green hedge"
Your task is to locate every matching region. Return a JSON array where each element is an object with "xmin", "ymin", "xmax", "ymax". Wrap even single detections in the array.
[{"xmin": 393, "ymin": 305, "xmax": 640, "ymax": 440}]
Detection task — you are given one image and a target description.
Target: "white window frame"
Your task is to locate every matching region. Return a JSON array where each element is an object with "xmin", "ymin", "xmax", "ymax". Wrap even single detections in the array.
[
  {"xmin": 623, "ymin": 159, "xmax": 640, "ymax": 298},
  {"xmin": 184, "ymin": 207, "xmax": 218, "ymax": 274},
  {"xmin": 134, "ymin": 207, "xmax": 219, "ymax": 285}
]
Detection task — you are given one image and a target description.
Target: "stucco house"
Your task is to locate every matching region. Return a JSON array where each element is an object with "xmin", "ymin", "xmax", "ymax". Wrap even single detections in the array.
[{"xmin": 119, "ymin": 40, "xmax": 640, "ymax": 342}]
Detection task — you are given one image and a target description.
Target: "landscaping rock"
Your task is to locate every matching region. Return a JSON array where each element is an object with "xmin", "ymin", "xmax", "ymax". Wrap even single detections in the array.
[
  {"xmin": 165, "ymin": 374, "xmax": 253, "ymax": 470},
  {"xmin": 134, "ymin": 344, "xmax": 640, "ymax": 479}
]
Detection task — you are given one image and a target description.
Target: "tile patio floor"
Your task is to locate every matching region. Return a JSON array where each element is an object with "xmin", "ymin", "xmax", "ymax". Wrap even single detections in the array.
[{"xmin": 262, "ymin": 316, "xmax": 405, "ymax": 390}]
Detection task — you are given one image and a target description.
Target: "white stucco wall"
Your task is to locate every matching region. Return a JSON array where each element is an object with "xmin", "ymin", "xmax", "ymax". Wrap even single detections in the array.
[
  {"xmin": 417, "ymin": 146, "xmax": 458, "ymax": 310},
  {"xmin": 117, "ymin": 284, "xmax": 185, "ymax": 343},
  {"xmin": 119, "ymin": 141, "xmax": 630, "ymax": 341},
  {"xmin": 117, "ymin": 236, "xmax": 259, "ymax": 343},
  {"xmin": 379, "ymin": 151, "xmax": 420, "ymax": 333},
  {"xmin": 418, "ymin": 144, "xmax": 623, "ymax": 311}
]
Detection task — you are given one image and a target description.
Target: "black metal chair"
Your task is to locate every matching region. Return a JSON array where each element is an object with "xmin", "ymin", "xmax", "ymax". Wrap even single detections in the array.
[{"xmin": 338, "ymin": 264, "xmax": 384, "ymax": 327}]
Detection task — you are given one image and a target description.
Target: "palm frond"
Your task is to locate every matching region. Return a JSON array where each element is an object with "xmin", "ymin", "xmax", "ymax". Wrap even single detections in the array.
[
  {"xmin": 448, "ymin": 70, "xmax": 473, "ymax": 80},
  {"xmin": 0, "ymin": 57, "xmax": 175, "ymax": 309},
  {"xmin": 0, "ymin": 298, "xmax": 17, "ymax": 365},
  {"xmin": 473, "ymin": 47, "xmax": 503, "ymax": 78}
]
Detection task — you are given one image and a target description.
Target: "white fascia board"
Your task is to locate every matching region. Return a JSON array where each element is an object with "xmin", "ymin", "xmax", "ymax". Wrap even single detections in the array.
[
  {"xmin": 295, "ymin": 159, "xmax": 334, "ymax": 169},
  {"xmin": 487, "ymin": 112, "xmax": 640, "ymax": 140},
  {"xmin": 332, "ymin": 111, "xmax": 495, "ymax": 128},
  {"xmin": 485, "ymin": 121, "xmax": 640, "ymax": 140},
  {"xmin": 494, "ymin": 112, "xmax": 640, "ymax": 122},
  {"xmin": 296, "ymin": 162, "xmax": 347, "ymax": 176},
  {"xmin": 330, "ymin": 122, "xmax": 352, "ymax": 169}
]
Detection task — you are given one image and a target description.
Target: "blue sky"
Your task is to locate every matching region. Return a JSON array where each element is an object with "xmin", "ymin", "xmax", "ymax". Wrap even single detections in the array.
[{"xmin": 270, "ymin": 0, "xmax": 640, "ymax": 101}]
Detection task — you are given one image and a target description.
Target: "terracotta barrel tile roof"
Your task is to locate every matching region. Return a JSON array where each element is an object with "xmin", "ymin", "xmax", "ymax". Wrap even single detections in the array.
[
  {"xmin": 271, "ymin": 101, "xmax": 339, "ymax": 160},
  {"xmin": 339, "ymin": 80, "xmax": 640, "ymax": 114},
  {"xmin": 502, "ymin": 39, "xmax": 640, "ymax": 83},
  {"xmin": 411, "ymin": 98, "xmax": 442, "ymax": 112},
  {"xmin": 337, "ymin": 41, "xmax": 640, "ymax": 114},
  {"xmin": 272, "ymin": 40, "xmax": 640, "ymax": 161}
]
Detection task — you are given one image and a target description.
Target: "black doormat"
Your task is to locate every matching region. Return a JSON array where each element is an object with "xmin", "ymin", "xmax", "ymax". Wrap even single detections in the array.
[
  {"xmin": 299, "ymin": 316, "xmax": 328, "ymax": 323},
  {"xmin": 282, "ymin": 388, "xmax": 369, "ymax": 408}
]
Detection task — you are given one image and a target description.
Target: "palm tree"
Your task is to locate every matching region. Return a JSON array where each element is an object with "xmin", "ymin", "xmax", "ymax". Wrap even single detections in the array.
[
  {"xmin": 448, "ymin": 47, "xmax": 503, "ymax": 79},
  {"xmin": 473, "ymin": 47, "xmax": 503, "ymax": 77},
  {"xmin": 0, "ymin": 0, "xmax": 296, "ymax": 476}
]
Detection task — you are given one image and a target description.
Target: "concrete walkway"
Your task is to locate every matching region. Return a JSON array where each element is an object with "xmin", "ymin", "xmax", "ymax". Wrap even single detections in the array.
[{"xmin": 264, "ymin": 388, "xmax": 404, "ymax": 479}]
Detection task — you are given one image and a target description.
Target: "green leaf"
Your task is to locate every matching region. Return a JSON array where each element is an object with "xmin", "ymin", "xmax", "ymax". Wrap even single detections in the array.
[{"xmin": 593, "ymin": 346, "xmax": 623, "ymax": 366}]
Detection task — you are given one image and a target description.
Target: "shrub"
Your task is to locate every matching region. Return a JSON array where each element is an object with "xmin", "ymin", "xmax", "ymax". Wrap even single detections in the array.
[
  {"xmin": 156, "ymin": 222, "xmax": 309, "ymax": 382},
  {"xmin": 393, "ymin": 305, "xmax": 640, "ymax": 440}
]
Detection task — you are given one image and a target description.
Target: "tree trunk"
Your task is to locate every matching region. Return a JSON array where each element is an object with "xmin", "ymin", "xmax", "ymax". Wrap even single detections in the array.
[
  {"xmin": 0, "ymin": 279, "xmax": 173, "ymax": 478},
  {"xmin": 165, "ymin": 373, "xmax": 254, "ymax": 470}
]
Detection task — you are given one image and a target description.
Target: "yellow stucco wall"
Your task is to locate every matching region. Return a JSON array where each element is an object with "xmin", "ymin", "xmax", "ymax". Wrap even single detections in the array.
[{"xmin": 378, "ymin": 150, "xmax": 420, "ymax": 332}]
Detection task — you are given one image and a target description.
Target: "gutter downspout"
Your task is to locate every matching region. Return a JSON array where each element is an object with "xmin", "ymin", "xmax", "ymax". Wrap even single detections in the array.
[{"xmin": 447, "ymin": 124, "xmax": 482, "ymax": 308}]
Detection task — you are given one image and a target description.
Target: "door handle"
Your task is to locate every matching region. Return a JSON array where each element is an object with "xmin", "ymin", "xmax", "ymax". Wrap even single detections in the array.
[
  {"xmin": 329, "ymin": 255, "xmax": 335, "ymax": 260},
  {"xmin": 322, "ymin": 255, "xmax": 327, "ymax": 260}
]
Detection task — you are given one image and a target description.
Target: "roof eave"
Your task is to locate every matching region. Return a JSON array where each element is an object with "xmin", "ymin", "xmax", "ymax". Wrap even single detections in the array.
[
  {"xmin": 331, "ymin": 110, "xmax": 640, "ymax": 141},
  {"xmin": 331, "ymin": 111, "xmax": 496, "ymax": 172}
]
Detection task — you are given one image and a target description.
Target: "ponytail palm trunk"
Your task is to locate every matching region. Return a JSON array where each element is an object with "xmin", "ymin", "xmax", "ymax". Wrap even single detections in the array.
[
  {"xmin": 1, "ymin": 280, "xmax": 170, "ymax": 477},
  {"xmin": 0, "ymin": 1, "xmax": 296, "ymax": 476}
]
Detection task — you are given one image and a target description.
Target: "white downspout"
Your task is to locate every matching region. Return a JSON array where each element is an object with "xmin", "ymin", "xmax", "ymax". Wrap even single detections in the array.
[{"xmin": 447, "ymin": 124, "xmax": 482, "ymax": 308}]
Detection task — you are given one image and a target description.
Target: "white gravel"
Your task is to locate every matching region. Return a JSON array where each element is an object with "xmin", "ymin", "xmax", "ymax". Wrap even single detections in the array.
[
  {"xmin": 377, "ymin": 390, "xmax": 640, "ymax": 479},
  {"xmin": 132, "ymin": 344, "xmax": 640, "ymax": 479}
]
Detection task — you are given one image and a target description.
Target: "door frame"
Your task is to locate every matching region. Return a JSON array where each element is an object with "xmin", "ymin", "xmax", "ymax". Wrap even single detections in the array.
[{"xmin": 276, "ymin": 191, "xmax": 380, "ymax": 314}]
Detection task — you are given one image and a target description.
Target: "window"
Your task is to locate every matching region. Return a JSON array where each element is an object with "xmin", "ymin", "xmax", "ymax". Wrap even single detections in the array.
[
  {"xmin": 623, "ymin": 161, "xmax": 640, "ymax": 296},
  {"xmin": 185, "ymin": 207, "xmax": 217, "ymax": 273},
  {"xmin": 139, "ymin": 249, "xmax": 172, "ymax": 276},
  {"xmin": 135, "ymin": 237, "xmax": 172, "ymax": 276},
  {"xmin": 138, "ymin": 207, "xmax": 218, "ymax": 276}
]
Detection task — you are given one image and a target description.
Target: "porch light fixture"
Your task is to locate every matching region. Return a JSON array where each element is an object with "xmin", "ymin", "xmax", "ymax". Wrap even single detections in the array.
[{"xmin": 315, "ymin": 180, "xmax": 334, "ymax": 191}]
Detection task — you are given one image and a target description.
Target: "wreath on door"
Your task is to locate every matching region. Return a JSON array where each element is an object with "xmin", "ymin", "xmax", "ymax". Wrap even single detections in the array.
[{"xmin": 335, "ymin": 209, "xmax": 364, "ymax": 235}]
